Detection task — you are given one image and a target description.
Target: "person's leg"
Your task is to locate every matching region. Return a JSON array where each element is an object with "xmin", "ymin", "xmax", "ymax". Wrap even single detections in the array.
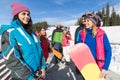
[
  {"xmin": 62, "ymin": 47, "xmax": 66, "ymax": 60},
  {"xmin": 66, "ymin": 46, "xmax": 70, "ymax": 62},
  {"xmin": 54, "ymin": 56, "xmax": 58, "ymax": 64},
  {"xmin": 58, "ymin": 45, "xmax": 63, "ymax": 62}
]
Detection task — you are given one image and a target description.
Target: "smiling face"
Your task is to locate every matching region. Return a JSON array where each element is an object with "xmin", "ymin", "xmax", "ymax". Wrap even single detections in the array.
[
  {"xmin": 18, "ymin": 11, "xmax": 30, "ymax": 24},
  {"xmin": 81, "ymin": 17, "xmax": 86, "ymax": 25},
  {"xmin": 85, "ymin": 19, "xmax": 94, "ymax": 29}
]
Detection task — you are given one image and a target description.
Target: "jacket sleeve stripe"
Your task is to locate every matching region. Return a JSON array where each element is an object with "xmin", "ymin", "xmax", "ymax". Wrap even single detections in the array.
[
  {"xmin": 0, "ymin": 64, "xmax": 6, "ymax": 70},
  {"xmin": 0, "ymin": 70, "xmax": 11, "ymax": 80},
  {"xmin": 3, "ymin": 48, "xmax": 14, "ymax": 60},
  {"xmin": 32, "ymin": 33, "xmax": 38, "ymax": 43},
  {"xmin": 2, "ymin": 71, "xmax": 12, "ymax": 80},
  {"xmin": 17, "ymin": 28, "xmax": 31, "ymax": 44},
  {"xmin": 0, "ymin": 68, "xmax": 9, "ymax": 76}
]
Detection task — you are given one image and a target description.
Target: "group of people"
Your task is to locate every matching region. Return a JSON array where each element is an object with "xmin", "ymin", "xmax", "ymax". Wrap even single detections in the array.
[
  {"xmin": 51, "ymin": 24, "xmax": 72, "ymax": 65},
  {"xmin": 0, "ymin": 2, "xmax": 112, "ymax": 80},
  {"xmin": 35, "ymin": 23, "xmax": 72, "ymax": 66},
  {"xmin": 0, "ymin": 2, "xmax": 72, "ymax": 80}
]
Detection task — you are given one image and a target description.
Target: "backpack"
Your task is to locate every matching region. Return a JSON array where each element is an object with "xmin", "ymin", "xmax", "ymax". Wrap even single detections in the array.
[{"xmin": 0, "ymin": 27, "xmax": 12, "ymax": 80}]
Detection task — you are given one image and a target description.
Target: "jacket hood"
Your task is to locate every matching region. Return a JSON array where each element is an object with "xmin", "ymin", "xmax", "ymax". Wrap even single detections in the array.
[
  {"xmin": 1, "ymin": 24, "xmax": 13, "ymax": 31},
  {"xmin": 1, "ymin": 19, "xmax": 21, "ymax": 30},
  {"xmin": 0, "ymin": 20, "xmax": 22, "ymax": 34},
  {"xmin": 10, "ymin": 19, "xmax": 22, "ymax": 28},
  {"xmin": 0, "ymin": 24, "xmax": 13, "ymax": 34}
]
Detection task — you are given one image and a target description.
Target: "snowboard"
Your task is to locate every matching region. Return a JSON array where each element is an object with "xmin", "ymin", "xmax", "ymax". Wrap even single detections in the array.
[
  {"xmin": 70, "ymin": 43, "xmax": 105, "ymax": 80},
  {"xmin": 52, "ymin": 48, "xmax": 62, "ymax": 59}
]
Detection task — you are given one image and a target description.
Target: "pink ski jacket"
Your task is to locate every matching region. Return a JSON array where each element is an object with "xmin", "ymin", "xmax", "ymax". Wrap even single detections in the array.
[{"xmin": 62, "ymin": 35, "xmax": 72, "ymax": 47}]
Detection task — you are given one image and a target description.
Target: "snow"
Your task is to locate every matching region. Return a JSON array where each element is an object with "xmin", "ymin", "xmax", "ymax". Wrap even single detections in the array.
[
  {"xmin": 46, "ymin": 26, "xmax": 120, "ymax": 75},
  {"xmin": 101, "ymin": 26, "xmax": 120, "ymax": 75},
  {"xmin": 101, "ymin": 26, "xmax": 120, "ymax": 44},
  {"xmin": 110, "ymin": 44, "xmax": 120, "ymax": 75}
]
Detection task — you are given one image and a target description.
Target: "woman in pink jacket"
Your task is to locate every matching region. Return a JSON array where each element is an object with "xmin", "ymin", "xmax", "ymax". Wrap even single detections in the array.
[{"xmin": 62, "ymin": 28, "xmax": 72, "ymax": 65}]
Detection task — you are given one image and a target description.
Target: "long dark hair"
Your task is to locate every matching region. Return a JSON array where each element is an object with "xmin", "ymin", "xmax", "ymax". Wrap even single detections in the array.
[
  {"xmin": 13, "ymin": 14, "xmax": 33, "ymax": 33},
  {"xmin": 40, "ymin": 27, "xmax": 47, "ymax": 36}
]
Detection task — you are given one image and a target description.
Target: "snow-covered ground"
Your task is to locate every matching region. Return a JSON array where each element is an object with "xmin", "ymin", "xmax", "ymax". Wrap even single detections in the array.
[
  {"xmin": 47, "ymin": 26, "xmax": 120, "ymax": 75},
  {"xmin": 101, "ymin": 26, "xmax": 120, "ymax": 44},
  {"xmin": 101, "ymin": 26, "xmax": 120, "ymax": 75}
]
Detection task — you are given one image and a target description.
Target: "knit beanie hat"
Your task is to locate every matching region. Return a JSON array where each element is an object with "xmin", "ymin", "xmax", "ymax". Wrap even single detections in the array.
[
  {"xmin": 95, "ymin": 15, "xmax": 102, "ymax": 27},
  {"xmin": 87, "ymin": 15, "xmax": 97, "ymax": 25},
  {"xmin": 86, "ymin": 14, "xmax": 102, "ymax": 27},
  {"xmin": 11, "ymin": 2, "xmax": 30, "ymax": 16}
]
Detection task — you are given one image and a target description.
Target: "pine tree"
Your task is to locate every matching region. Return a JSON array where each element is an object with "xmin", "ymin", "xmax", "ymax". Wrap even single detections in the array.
[
  {"xmin": 102, "ymin": 8, "xmax": 105, "ymax": 20},
  {"xmin": 116, "ymin": 15, "xmax": 120, "ymax": 25},
  {"xmin": 111, "ymin": 7, "xmax": 116, "ymax": 26},
  {"xmin": 96, "ymin": 10, "xmax": 102, "ymax": 19},
  {"xmin": 101, "ymin": 8, "xmax": 106, "ymax": 26},
  {"xmin": 106, "ymin": 3, "xmax": 110, "ymax": 26}
]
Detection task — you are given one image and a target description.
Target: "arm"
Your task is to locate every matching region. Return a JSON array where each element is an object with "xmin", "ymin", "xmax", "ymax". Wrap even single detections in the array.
[
  {"xmin": 40, "ymin": 52, "xmax": 46, "ymax": 69},
  {"xmin": 51, "ymin": 30, "xmax": 55, "ymax": 43},
  {"xmin": 74, "ymin": 27, "xmax": 80, "ymax": 44},
  {"xmin": 75, "ymin": 30, "xmax": 82, "ymax": 44},
  {"xmin": 37, "ymin": 41, "xmax": 46, "ymax": 78},
  {"xmin": 51, "ymin": 30, "xmax": 55, "ymax": 46},
  {"xmin": 100, "ymin": 34, "xmax": 112, "ymax": 78},
  {"xmin": 2, "ymin": 31, "xmax": 34, "ymax": 80},
  {"xmin": 103, "ymin": 34, "xmax": 112, "ymax": 71},
  {"xmin": 67, "ymin": 35, "xmax": 72, "ymax": 40},
  {"xmin": 40, "ymin": 55, "xmax": 46, "ymax": 78}
]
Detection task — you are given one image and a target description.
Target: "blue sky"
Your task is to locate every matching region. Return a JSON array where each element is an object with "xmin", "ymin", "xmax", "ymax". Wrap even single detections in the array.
[{"xmin": 0, "ymin": 0, "xmax": 120, "ymax": 26}]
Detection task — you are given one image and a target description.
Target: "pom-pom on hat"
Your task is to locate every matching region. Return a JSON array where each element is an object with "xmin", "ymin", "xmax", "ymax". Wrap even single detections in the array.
[{"xmin": 11, "ymin": 2, "xmax": 30, "ymax": 16}]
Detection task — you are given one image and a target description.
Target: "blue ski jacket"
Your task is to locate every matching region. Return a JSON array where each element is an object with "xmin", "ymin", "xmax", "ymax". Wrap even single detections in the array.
[{"xmin": 1, "ymin": 20, "xmax": 46, "ymax": 80}]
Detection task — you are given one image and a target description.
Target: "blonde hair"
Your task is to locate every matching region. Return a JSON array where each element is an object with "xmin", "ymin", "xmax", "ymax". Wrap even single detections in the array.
[
  {"xmin": 83, "ymin": 24, "xmax": 98, "ymax": 37},
  {"xmin": 92, "ymin": 24, "xmax": 98, "ymax": 37}
]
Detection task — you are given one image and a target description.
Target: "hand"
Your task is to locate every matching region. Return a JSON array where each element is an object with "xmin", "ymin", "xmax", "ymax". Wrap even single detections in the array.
[
  {"xmin": 41, "ymin": 69, "xmax": 46, "ymax": 78},
  {"xmin": 99, "ymin": 69, "xmax": 107, "ymax": 78},
  {"xmin": 67, "ymin": 34, "xmax": 70, "ymax": 36}
]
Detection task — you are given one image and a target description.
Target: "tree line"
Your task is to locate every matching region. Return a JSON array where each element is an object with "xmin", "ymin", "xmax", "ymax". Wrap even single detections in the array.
[
  {"xmin": 32, "ymin": 21, "xmax": 48, "ymax": 31},
  {"xmin": 76, "ymin": 3, "xmax": 120, "ymax": 26}
]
